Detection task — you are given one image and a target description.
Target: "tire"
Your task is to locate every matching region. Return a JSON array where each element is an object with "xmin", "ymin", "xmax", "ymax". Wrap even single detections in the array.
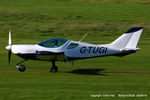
[
  {"xmin": 18, "ymin": 65, "xmax": 26, "ymax": 72},
  {"xmin": 50, "ymin": 66, "xmax": 58, "ymax": 72}
]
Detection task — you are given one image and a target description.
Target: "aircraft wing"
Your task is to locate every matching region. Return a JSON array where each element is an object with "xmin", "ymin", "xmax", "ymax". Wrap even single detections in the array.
[{"xmin": 35, "ymin": 51, "xmax": 66, "ymax": 61}]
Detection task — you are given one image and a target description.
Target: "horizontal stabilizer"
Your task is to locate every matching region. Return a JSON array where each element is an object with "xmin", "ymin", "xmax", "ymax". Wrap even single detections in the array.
[{"xmin": 113, "ymin": 48, "xmax": 140, "ymax": 57}]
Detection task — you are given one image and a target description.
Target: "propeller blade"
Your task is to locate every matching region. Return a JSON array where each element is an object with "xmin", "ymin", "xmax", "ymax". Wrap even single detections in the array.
[
  {"xmin": 8, "ymin": 50, "xmax": 11, "ymax": 64},
  {"xmin": 9, "ymin": 30, "xmax": 11, "ymax": 45},
  {"xmin": 7, "ymin": 30, "xmax": 12, "ymax": 64}
]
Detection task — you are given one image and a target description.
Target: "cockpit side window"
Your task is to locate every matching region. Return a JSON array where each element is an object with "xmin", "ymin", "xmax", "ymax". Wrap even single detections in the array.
[
  {"xmin": 38, "ymin": 38, "xmax": 68, "ymax": 48},
  {"xmin": 67, "ymin": 43, "xmax": 79, "ymax": 49}
]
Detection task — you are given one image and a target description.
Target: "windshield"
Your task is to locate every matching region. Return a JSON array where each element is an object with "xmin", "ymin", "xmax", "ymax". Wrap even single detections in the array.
[{"xmin": 38, "ymin": 38, "xmax": 68, "ymax": 48}]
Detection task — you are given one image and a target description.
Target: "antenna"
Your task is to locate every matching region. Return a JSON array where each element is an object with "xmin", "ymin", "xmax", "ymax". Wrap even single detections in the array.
[{"xmin": 79, "ymin": 33, "xmax": 88, "ymax": 42}]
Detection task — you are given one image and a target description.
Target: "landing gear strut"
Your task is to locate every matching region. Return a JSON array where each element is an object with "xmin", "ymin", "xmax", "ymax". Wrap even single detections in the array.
[
  {"xmin": 50, "ymin": 60, "xmax": 58, "ymax": 72},
  {"xmin": 16, "ymin": 59, "xmax": 58, "ymax": 72},
  {"xmin": 16, "ymin": 59, "xmax": 27, "ymax": 72}
]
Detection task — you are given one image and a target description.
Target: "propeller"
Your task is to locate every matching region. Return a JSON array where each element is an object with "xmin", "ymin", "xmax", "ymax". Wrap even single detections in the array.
[
  {"xmin": 5, "ymin": 30, "xmax": 12, "ymax": 64},
  {"xmin": 8, "ymin": 49, "xmax": 11, "ymax": 64}
]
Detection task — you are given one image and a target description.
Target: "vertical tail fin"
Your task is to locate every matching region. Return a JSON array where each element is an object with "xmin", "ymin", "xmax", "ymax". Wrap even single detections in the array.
[{"xmin": 110, "ymin": 27, "xmax": 143, "ymax": 49}]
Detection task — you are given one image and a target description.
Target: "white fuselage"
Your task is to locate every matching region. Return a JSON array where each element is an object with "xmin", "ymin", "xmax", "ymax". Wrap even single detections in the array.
[{"xmin": 6, "ymin": 40, "xmax": 123, "ymax": 61}]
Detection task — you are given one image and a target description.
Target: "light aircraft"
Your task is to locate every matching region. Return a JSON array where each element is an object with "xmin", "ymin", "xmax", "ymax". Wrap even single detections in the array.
[{"xmin": 5, "ymin": 27, "xmax": 143, "ymax": 72}]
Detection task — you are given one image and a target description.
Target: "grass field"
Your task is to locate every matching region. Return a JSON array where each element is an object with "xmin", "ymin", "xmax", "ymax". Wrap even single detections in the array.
[{"xmin": 0, "ymin": 0, "xmax": 150, "ymax": 100}]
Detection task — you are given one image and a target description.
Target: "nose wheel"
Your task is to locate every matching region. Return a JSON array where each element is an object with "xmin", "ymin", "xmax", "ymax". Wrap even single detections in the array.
[
  {"xmin": 16, "ymin": 65, "xmax": 26, "ymax": 72},
  {"xmin": 16, "ymin": 59, "xmax": 27, "ymax": 72}
]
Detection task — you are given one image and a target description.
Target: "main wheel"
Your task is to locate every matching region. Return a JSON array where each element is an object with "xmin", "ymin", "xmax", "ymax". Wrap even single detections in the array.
[
  {"xmin": 18, "ymin": 65, "xmax": 26, "ymax": 72},
  {"xmin": 50, "ymin": 66, "xmax": 58, "ymax": 72}
]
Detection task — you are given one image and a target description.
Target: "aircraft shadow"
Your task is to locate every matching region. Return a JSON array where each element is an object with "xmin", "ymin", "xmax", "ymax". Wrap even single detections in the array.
[{"xmin": 69, "ymin": 68, "xmax": 107, "ymax": 75}]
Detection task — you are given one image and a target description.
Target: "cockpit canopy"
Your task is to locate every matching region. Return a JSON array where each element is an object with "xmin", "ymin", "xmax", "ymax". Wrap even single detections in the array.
[{"xmin": 38, "ymin": 38, "xmax": 68, "ymax": 48}]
